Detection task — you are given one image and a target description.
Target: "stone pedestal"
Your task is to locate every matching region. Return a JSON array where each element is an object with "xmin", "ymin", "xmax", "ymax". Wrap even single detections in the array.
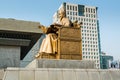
[
  {"xmin": 26, "ymin": 59, "xmax": 95, "ymax": 69},
  {"xmin": 3, "ymin": 68, "xmax": 120, "ymax": 80}
]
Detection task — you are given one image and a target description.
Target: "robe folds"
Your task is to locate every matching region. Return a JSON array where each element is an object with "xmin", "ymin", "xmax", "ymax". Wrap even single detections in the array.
[{"xmin": 39, "ymin": 33, "xmax": 57, "ymax": 54}]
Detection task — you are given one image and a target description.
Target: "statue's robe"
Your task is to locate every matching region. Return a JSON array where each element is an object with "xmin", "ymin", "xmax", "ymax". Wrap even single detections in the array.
[
  {"xmin": 39, "ymin": 33, "xmax": 57, "ymax": 54},
  {"xmin": 38, "ymin": 17, "xmax": 72, "ymax": 54}
]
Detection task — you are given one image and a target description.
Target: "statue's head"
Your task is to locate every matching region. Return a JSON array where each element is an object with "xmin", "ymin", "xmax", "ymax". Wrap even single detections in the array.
[{"xmin": 58, "ymin": 7, "xmax": 66, "ymax": 20}]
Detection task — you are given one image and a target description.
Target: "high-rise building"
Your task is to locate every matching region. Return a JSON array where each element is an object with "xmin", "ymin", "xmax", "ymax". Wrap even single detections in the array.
[{"xmin": 53, "ymin": 2, "xmax": 101, "ymax": 68}]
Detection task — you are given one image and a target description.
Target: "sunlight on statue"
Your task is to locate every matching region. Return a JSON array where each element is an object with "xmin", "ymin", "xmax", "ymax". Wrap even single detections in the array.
[{"xmin": 35, "ymin": 7, "xmax": 82, "ymax": 58}]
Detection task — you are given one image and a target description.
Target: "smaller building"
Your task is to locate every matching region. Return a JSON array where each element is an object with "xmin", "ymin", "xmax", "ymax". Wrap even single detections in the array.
[
  {"xmin": 101, "ymin": 52, "xmax": 113, "ymax": 69},
  {"xmin": 110, "ymin": 60, "xmax": 120, "ymax": 69},
  {"xmin": 0, "ymin": 18, "xmax": 42, "ymax": 68}
]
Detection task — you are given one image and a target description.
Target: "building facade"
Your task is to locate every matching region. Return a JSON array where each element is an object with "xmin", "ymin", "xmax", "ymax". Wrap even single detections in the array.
[
  {"xmin": 53, "ymin": 2, "xmax": 101, "ymax": 68},
  {"xmin": 0, "ymin": 18, "xmax": 42, "ymax": 68}
]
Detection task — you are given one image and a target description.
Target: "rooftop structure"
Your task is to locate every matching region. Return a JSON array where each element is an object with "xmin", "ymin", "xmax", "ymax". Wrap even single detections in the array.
[{"xmin": 0, "ymin": 18, "xmax": 42, "ymax": 68}]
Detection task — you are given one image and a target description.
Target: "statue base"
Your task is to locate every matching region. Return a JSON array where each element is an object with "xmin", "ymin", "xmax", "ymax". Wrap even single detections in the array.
[{"xmin": 26, "ymin": 59, "xmax": 95, "ymax": 69}]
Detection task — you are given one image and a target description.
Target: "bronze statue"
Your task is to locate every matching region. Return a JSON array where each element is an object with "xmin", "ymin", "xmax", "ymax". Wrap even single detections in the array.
[
  {"xmin": 35, "ymin": 7, "xmax": 82, "ymax": 58},
  {"xmin": 35, "ymin": 8, "xmax": 72, "ymax": 58}
]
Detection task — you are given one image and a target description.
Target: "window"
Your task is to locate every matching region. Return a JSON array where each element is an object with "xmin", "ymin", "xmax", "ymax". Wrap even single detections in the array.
[
  {"xmin": 75, "ymin": 6, "xmax": 77, "ymax": 11},
  {"xmin": 83, "ymin": 44, "xmax": 84, "ymax": 47},
  {"xmin": 96, "ymin": 45, "xmax": 97, "ymax": 47},
  {"xmin": 97, "ymin": 64, "xmax": 99, "ymax": 67},
  {"xmin": 93, "ymin": 9, "xmax": 95, "ymax": 13},
  {"xmin": 70, "ymin": 11, "xmax": 72, "ymax": 15},
  {"xmin": 88, "ymin": 8, "xmax": 90, "ymax": 13},
  {"xmin": 89, "ymin": 19, "xmax": 91, "ymax": 22},
  {"xmin": 94, "ymin": 15, "xmax": 96, "ymax": 18},
  {"xmin": 96, "ymin": 49, "xmax": 98, "ymax": 51},
  {"xmin": 91, "ymin": 53, "xmax": 93, "ymax": 55},
  {"xmin": 97, "ymin": 57, "xmax": 98, "ymax": 59},
  {"xmin": 73, "ymin": 17, "xmax": 75, "ymax": 20},
  {"xmin": 86, "ymin": 8, "xmax": 87, "ymax": 12},
  {"xmin": 91, "ymin": 9, "xmax": 93, "ymax": 13},
  {"xmin": 67, "ymin": 11, "xmax": 69, "ymax": 15},
  {"xmin": 76, "ymin": 12, "xmax": 77, "ymax": 16},
  {"xmin": 67, "ymin": 5, "xmax": 69, "ymax": 10},
  {"xmin": 83, "ymin": 52, "xmax": 84, "ymax": 54},
  {"xmin": 73, "ymin": 12, "xmax": 75, "ymax": 15},
  {"xmin": 86, "ymin": 14, "xmax": 88, "ymax": 17},
  {"xmin": 91, "ymin": 56, "xmax": 93, "ymax": 59},
  {"xmin": 89, "ymin": 14, "xmax": 90, "ymax": 17},
  {"xmin": 94, "ymin": 56, "xmax": 96, "ymax": 59},
  {"xmin": 68, "ymin": 16, "xmax": 70, "ymax": 19},
  {"xmin": 81, "ymin": 18, "xmax": 83, "ymax": 21},
  {"xmin": 78, "ymin": 5, "xmax": 84, "ymax": 16},
  {"xmin": 88, "ymin": 45, "xmax": 90, "ymax": 47},
  {"xmin": 82, "ymin": 40, "xmax": 84, "ymax": 43},
  {"xmin": 89, "ymin": 56, "xmax": 90, "ymax": 59},
  {"xmin": 97, "ymin": 60, "xmax": 99, "ymax": 63},
  {"xmin": 84, "ymin": 18, "xmax": 86, "ymax": 22},
  {"xmin": 70, "ymin": 6, "xmax": 72, "ymax": 10},
  {"xmin": 88, "ymin": 48, "xmax": 90, "ymax": 51}
]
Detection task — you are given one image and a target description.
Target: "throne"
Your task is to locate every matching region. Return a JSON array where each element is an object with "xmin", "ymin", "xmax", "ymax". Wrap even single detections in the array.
[{"xmin": 40, "ymin": 27, "xmax": 82, "ymax": 60}]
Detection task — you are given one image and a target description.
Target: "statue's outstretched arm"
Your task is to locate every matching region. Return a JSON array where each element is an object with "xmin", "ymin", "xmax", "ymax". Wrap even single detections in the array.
[{"xmin": 38, "ymin": 25, "xmax": 48, "ymax": 33}]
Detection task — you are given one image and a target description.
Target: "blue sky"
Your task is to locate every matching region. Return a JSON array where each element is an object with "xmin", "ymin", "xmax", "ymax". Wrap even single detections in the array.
[{"xmin": 0, "ymin": 0, "xmax": 120, "ymax": 60}]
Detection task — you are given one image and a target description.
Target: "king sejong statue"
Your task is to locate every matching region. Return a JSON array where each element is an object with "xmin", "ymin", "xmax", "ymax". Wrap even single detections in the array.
[{"xmin": 35, "ymin": 7, "xmax": 82, "ymax": 58}]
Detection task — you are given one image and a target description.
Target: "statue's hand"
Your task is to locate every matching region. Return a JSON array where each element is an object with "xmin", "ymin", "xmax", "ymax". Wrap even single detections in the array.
[{"xmin": 38, "ymin": 25, "xmax": 47, "ymax": 33}]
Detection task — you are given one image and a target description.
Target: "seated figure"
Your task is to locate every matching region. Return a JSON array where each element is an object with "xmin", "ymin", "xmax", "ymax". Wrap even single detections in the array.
[{"xmin": 35, "ymin": 8, "xmax": 72, "ymax": 58}]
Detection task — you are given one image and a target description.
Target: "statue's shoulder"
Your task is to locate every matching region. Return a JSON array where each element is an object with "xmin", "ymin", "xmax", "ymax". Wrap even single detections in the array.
[{"xmin": 63, "ymin": 17, "xmax": 70, "ymax": 21}]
